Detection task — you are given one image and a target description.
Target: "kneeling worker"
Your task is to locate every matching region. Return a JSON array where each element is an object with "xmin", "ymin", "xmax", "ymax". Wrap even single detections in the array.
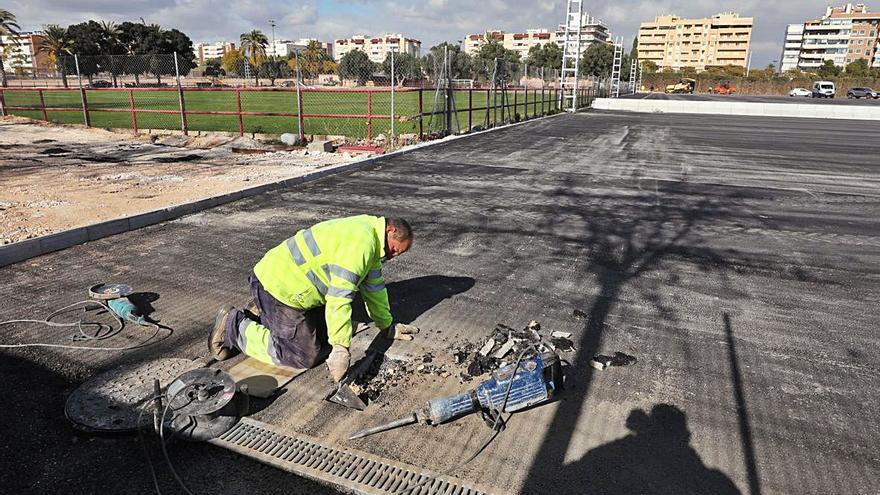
[{"xmin": 209, "ymin": 214, "xmax": 419, "ymax": 382}]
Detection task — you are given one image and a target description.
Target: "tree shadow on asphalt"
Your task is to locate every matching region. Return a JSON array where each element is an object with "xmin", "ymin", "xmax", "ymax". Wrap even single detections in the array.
[
  {"xmin": 521, "ymin": 179, "xmax": 745, "ymax": 493},
  {"xmin": 569, "ymin": 403, "xmax": 741, "ymax": 495}
]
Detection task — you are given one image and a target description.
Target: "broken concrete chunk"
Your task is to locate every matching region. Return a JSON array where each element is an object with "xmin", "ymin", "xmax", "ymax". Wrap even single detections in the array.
[
  {"xmin": 307, "ymin": 140, "xmax": 334, "ymax": 153},
  {"xmin": 550, "ymin": 331, "xmax": 572, "ymax": 339},
  {"xmin": 527, "ymin": 320, "xmax": 541, "ymax": 331},
  {"xmin": 493, "ymin": 340, "xmax": 515, "ymax": 359},
  {"xmin": 478, "ymin": 338, "xmax": 496, "ymax": 357}
]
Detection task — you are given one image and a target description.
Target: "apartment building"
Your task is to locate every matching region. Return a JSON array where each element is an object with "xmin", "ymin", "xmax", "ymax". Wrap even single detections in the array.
[
  {"xmin": 195, "ymin": 41, "xmax": 236, "ymax": 63},
  {"xmin": 785, "ymin": 4, "xmax": 880, "ymax": 71},
  {"xmin": 267, "ymin": 39, "xmax": 333, "ymax": 58},
  {"xmin": 555, "ymin": 13, "xmax": 611, "ymax": 55},
  {"xmin": 0, "ymin": 32, "xmax": 48, "ymax": 70},
  {"xmin": 333, "ymin": 34, "xmax": 420, "ymax": 63},
  {"xmin": 463, "ymin": 29, "xmax": 556, "ymax": 58},
  {"xmin": 638, "ymin": 12, "xmax": 754, "ymax": 71},
  {"xmin": 779, "ymin": 24, "xmax": 805, "ymax": 72},
  {"xmin": 463, "ymin": 15, "xmax": 609, "ymax": 59}
]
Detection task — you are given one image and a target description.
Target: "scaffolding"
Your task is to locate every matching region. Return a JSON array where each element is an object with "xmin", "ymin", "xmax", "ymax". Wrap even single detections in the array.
[{"xmin": 559, "ymin": 0, "xmax": 583, "ymax": 112}]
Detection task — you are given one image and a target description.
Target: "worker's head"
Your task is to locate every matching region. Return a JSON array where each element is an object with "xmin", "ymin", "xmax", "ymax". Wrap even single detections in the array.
[{"xmin": 384, "ymin": 217, "xmax": 413, "ymax": 260}]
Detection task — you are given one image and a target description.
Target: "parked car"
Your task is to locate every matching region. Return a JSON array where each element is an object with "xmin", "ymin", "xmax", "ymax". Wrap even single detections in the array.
[
  {"xmin": 847, "ymin": 87, "xmax": 879, "ymax": 99},
  {"xmin": 85, "ymin": 80, "xmax": 112, "ymax": 88},
  {"xmin": 812, "ymin": 81, "xmax": 836, "ymax": 98},
  {"xmin": 789, "ymin": 87, "xmax": 812, "ymax": 97},
  {"xmin": 280, "ymin": 80, "xmax": 296, "ymax": 88}
]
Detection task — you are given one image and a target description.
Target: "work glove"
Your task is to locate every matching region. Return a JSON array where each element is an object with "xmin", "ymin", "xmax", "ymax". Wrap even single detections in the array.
[
  {"xmin": 384, "ymin": 322, "xmax": 420, "ymax": 341},
  {"xmin": 326, "ymin": 345, "xmax": 350, "ymax": 382}
]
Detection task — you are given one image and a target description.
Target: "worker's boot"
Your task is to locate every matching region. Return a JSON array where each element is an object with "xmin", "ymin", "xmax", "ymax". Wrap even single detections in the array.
[
  {"xmin": 244, "ymin": 299, "xmax": 261, "ymax": 318},
  {"xmin": 208, "ymin": 306, "xmax": 237, "ymax": 361}
]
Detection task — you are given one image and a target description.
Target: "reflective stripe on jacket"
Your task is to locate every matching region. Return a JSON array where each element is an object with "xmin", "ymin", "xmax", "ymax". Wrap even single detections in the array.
[{"xmin": 253, "ymin": 214, "xmax": 393, "ymax": 347}]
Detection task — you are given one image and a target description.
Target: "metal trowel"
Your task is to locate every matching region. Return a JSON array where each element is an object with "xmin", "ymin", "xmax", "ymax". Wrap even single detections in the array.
[{"xmin": 325, "ymin": 351, "xmax": 378, "ymax": 410}]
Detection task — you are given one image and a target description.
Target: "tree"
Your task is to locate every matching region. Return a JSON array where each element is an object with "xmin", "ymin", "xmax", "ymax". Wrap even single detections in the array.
[
  {"xmin": 580, "ymin": 42, "xmax": 614, "ymax": 78},
  {"xmin": 203, "ymin": 57, "xmax": 225, "ymax": 77},
  {"xmin": 222, "ymin": 48, "xmax": 245, "ymax": 76},
  {"xmin": 337, "ymin": 50, "xmax": 375, "ymax": 85},
  {"xmin": 160, "ymin": 28, "xmax": 196, "ymax": 79},
  {"xmin": 295, "ymin": 40, "xmax": 335, "ymax": 79},
  {"xmin": 0, "ymin": 9, "xmax": 22, "ymax": 87},
  {"xmin": 641, "ymin": 60, "xmax": 658, "ymax": 75},
  {"xmin": 381, "ymin": 51, "xmax": 421, "ymax": 86},
  {"xmin": 239, "ymin": 30, "xmax": 268, "ymax": 85},
  {"xmin": 474, "ymin": 40, "xmax": 520, "ymax": 84},
  {"xmin": 525, "ymin": 43, "xmax": 561, "ymax": 72},
  {"xmin": 38, "ymin": 25, "xmax": 72, "ymax": 87},
  {"xmin": 816, "ymin": 59, "xmax": 841, "ymax": 79},
  {"xmin": 421, "ymin": 42, "xmax": 472, "ymax": 81},
  {"xmin": 845, "ymin": 58, "xmax": 870, "ymax": 78},
  {"xmin": 258, "ymin": 58, "xmax": 289, "ymax": 85}
]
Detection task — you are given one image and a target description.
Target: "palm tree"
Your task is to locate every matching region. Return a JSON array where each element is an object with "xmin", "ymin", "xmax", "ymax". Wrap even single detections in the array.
[
  {"xmin": 38, "ymin": 25, "xmax": 71, "ymax": 87},
  {"xmin": 240, "ymin": 30, "xmax": 268, "ymax": 85},
  {"xmin": 99, "ymin": 21, "xmax": 124, "ymax": 86},
  {"xmin": 0, "ymin": 9, "xmax": 22, "ymax": 87}
]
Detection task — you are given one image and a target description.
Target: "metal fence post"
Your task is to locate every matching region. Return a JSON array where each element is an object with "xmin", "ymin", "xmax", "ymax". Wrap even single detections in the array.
[
  {"xmin": 367, "ymin": 90, "xmax": 373, "ymax": 141},
  {"xmin": 0, "ymin": 89, "xmax": 5, "ymax": 116},
  {"xmin": 524, "ymin": 88, "xmax": 528, "ymax": 119},
  {"xmin": 128, "ymin": 89, "xmax": 138, "ymax": 133},
  {"xmin": 513, "ymin": 89, "xmax": 517, "ymax": 120},
  {"xmin": 174, "ymin": 52, "xmax": 188, "ymax": 135},
  {"xmin": 390, "ymin": 49, "xmax": 395, "ymax": 145},
  {"xmin": 236, "ymin": 89, "xmax": 244, "ymax": 136},
  {"xmin": 467, "ymin": 88, "xmax": 472, "ymax": 131},
  {"xmin": 417, "ymin": 88, "xmax": 423, "ymax": 140},
  {"xmin": 38, "ymin": 89, "xmax": 48, "ymax": 121},
  {"xmin": 295, "ymin": 52, "xmax": 305, "ymax": 142},
  {"xmin": 74, "ymin": 54, "xmax": 90, "ymax": 127}
]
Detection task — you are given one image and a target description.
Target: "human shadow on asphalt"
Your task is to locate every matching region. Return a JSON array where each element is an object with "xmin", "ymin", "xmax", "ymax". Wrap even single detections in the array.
[
  {"xmin": 521, "ymin": 177, "xmax": 745, "ymax": 493},
  {"xmin": 352, "ymin": 275, "xmax": 476, "ymax": 326},
  {"xmin": 568, "ymin": 404, "xmax": 740, "ymax": 495}
]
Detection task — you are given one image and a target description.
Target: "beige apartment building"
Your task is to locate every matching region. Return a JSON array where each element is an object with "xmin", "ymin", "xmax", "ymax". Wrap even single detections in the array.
[
  {"xmin": 463, "ymin": 29, "xmax": 555, "ymax": 58},
  {"xmin": 333, "ymin": 34, "xmax": 421, "ymax": 63},
  {"xmin": 638, "ymin": 12, "xmax": 753, "ymax": 71},
  {"xmin": 194, "ymin": 42, "xmax": 236, "ymax": 63}
]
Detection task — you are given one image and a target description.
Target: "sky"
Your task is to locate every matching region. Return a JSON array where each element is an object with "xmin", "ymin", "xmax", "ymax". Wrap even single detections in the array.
[{"xmin": 6, "ymin": 0, "xmax": 857, "ymax": 67}]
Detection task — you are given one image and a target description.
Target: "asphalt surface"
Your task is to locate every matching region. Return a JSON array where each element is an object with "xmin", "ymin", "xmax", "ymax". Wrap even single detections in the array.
[
  {"xmin": 2, "ymin": 111, "xmax": 879, "ymax": 494},
  {"xmin": 622, "ymin": 91, "xmax": 880, "ymax": 106}
]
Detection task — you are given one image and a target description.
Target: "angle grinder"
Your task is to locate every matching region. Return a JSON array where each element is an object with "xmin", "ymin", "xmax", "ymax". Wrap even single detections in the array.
[{"xmin": 88, "ymin": 283, "xmax": 147, "ymax": 325}]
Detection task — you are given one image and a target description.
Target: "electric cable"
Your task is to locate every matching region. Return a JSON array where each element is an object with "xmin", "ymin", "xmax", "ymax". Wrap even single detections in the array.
[
  {"xmin": 0, "ymin": 300, "xmax": 165, "ymax": 350},
  {"xmin": 395, "ymin": 345, "xmax": 537, "ymax": 495},
  {"xmin": 137, "ymin": 395, "xmax": 165, "ymax": 495},
  {"xmin": 159, "ymin": 385, "xmax": 197, "ymax": 495}
]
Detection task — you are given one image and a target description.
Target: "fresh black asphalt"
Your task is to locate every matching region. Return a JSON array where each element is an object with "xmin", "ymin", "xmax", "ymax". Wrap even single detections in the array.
[{"xmin": 1, "ymin": 111, "xmax": 878, "ymax": 494}]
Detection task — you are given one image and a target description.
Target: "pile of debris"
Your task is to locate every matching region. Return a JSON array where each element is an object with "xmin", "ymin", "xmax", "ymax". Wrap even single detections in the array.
[
  {"xmin": 448, "ymin": 320, "xmax": 576, "ymax": 382},
  {"xmin": 350, "ymin": 353, "xmax": 455, "ymax": 403}
]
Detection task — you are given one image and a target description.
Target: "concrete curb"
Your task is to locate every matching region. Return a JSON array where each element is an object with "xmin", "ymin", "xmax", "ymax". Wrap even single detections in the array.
[
  {"xmin": 0, "ymin": 111, "xmax": 568, "ymax": 268},
  {"xmin": 592, "ymin": 98, "xmax": 880, "ymax": 120}
]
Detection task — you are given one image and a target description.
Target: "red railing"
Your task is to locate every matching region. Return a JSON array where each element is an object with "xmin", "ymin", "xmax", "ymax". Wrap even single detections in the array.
[{"xmin": 0, "ymin": 86, "xmax": 592, "ymax": 140}]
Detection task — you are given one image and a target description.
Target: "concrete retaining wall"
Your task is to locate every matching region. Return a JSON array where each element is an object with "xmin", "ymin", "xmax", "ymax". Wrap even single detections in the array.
[{"xmin": 592, "ymin": 98, "xmax": 880, "ymax": 120}]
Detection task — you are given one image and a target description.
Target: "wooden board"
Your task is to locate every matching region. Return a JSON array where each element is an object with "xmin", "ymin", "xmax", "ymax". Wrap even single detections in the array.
[{"xmin": 229, "ymin": 358, "xmax": 309, "ymax": 398}]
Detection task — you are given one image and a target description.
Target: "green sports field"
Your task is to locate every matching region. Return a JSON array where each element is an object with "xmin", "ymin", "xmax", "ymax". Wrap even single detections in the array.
[{"xmin": 1, "ymin": 88, "xmax": 572, "ymax": 139}]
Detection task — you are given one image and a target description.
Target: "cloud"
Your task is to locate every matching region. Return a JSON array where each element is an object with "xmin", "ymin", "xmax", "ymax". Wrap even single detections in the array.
[{"xmin": 7, "ymin": 0, "xmax": 843, "ymax": 65}]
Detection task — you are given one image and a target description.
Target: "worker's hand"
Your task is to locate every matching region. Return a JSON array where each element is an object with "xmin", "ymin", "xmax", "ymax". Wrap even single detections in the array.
[
  {"xmin": 384, "ymin": 322, "xmax": 420, "ymax": 341},
  {"xmin": 327, "ymin": 345, "xmax": 350, "ymax": 382}
]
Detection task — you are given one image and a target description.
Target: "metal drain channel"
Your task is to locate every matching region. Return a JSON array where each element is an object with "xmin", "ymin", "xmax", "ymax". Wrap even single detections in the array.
[{"xmin": 210, "ymin": 417, "xmax": 488, "ymax": 495}]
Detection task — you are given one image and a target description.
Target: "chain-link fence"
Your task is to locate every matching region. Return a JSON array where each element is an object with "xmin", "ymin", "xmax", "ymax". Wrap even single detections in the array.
[{"xmin": 0, "ymin": 53, "xmax": 598, "ymax": 145}]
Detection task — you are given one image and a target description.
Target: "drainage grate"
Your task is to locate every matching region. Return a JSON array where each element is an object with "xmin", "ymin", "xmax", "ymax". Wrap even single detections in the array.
[{"xmin": 211, "ymin": 417, "xmax": 487, "ymax": 495}]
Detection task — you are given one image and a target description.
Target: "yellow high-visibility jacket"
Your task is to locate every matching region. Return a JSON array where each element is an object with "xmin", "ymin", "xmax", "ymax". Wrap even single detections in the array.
[{"xmin": 253, "ymin": 215, "xmax": 393, "ymax": 348}]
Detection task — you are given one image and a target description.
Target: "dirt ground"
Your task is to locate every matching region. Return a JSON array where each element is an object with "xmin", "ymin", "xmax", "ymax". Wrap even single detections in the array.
[{"xmin": 0, "ymin": 116, "xmax": 360, "ymax": 245}]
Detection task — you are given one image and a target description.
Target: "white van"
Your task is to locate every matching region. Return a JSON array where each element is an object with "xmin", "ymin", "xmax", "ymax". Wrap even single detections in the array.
[{"xmin": 812, "ymin": 81, "xmax": 836, "ymax": 98}]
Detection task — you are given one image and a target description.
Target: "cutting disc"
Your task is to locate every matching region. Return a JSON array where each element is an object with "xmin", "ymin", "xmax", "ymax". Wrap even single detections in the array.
[
  {"xmin": 166, "ymin": 368, "xmax": 236, "ymax": 417},
  {"xmin": 88, "ymin": 283, "xmax": 134, "ymax": 300}
]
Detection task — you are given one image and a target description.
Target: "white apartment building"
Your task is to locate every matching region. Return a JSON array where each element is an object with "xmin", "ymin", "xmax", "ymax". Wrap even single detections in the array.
[
  {"xmin": 333, "ymin": 34, "xmax": 420, "ymax": 63},
  {"xmin": 463, "ymin": 29, "xmax": 556, "ymax": 58},
  {"xmin": 0, "ymin": 32, "xmax": 46, "ymax": 69},
  {"xmin": 267, "ymin": 39, "xmax": 333, "ymax": 58},
  {"xmin": 555, "ymin": 14, "xmax": 611, "ymax": 55},
  {"xmin": 195, "ymin": 42, "xmax": 236, "ymax": 63},
  {"xmin": 779, "ymin": 24, "xmax": 805, "ymax": 72}
]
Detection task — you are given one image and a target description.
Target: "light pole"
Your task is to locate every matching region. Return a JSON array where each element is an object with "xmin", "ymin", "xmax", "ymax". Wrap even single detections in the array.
[{"xmin": 269, "ymin": 19, "xmax": 276, "ymax": 58}]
